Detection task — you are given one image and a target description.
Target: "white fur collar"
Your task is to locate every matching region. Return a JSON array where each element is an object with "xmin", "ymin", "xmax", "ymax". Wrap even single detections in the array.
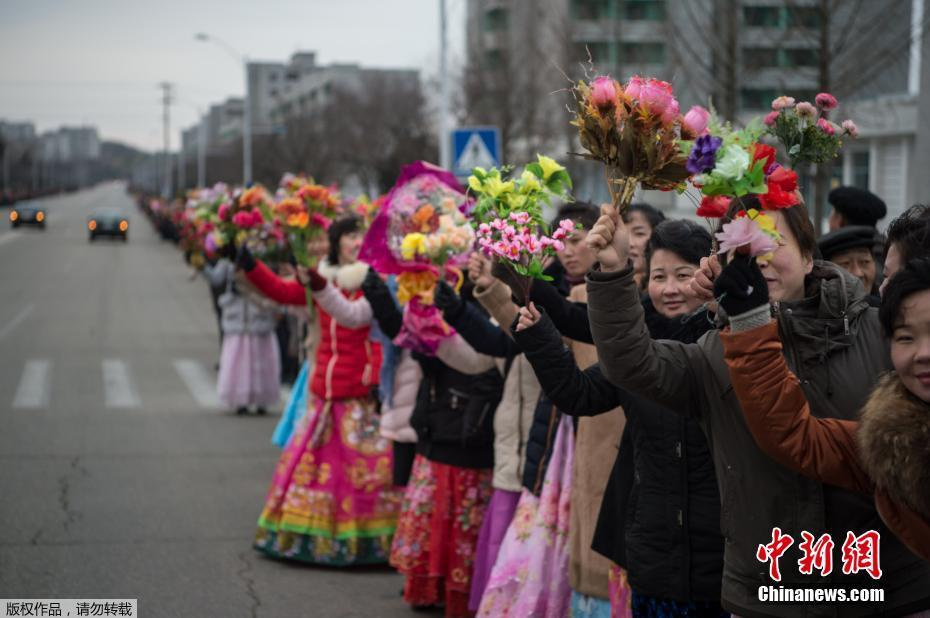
[{"xmin": 317, "ymin": 259, "xmax": 368, "ymax": 292}]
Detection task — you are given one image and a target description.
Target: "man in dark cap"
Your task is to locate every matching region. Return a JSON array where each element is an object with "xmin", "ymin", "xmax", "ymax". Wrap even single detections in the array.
[
  {"xmin": 818, "ymin": 225, "xmax": 880, "ymax": 301},
  {"xmin": 827, "ymin": 186, "xmax": 887, "ymax": 230}
]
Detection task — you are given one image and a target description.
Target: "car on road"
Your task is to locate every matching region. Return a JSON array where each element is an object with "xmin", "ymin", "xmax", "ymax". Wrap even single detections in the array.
[
  {"xmin": 9, "ymin": 202, "xmax": 46, "ymax": 229},
  {"xmin": 88, "ymin": 209, "xmax": 129, "ymax": 242}
]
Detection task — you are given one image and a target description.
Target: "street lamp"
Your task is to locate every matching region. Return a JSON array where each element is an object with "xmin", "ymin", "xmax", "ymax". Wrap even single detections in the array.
[{"xmin": 194, "ymin": 32, "xmax": 252, "ymax": 186}]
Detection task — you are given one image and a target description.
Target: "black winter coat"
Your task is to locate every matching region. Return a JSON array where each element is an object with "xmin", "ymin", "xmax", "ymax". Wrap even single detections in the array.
[
  {"xmin": 409, "ymin": 354, "xmax": 498, "ymax": 469},
  {"xmin": 513, "ymin": 301, "xmax": 724, "ymax": 602},
  {"xmin": 363, "ymin": 270, "xmax": 497, "ymax": 470}
]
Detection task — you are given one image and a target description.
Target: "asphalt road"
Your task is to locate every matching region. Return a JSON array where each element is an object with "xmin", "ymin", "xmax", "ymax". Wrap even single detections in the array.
[{"xmin": 0, "ymin": 183, "xmax": 413, "ymax": 617}]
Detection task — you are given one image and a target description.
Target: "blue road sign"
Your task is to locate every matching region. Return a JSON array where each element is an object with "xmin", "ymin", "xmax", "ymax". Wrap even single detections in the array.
[{"xmin": 451, "ymin": 127, "xmax": 501, "ymax": 178}]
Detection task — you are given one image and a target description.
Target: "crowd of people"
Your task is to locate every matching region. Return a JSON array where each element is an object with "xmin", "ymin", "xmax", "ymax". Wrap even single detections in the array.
[{"xmin": 138, "ymin": 180, "xmax": 930, "ymax": 618}]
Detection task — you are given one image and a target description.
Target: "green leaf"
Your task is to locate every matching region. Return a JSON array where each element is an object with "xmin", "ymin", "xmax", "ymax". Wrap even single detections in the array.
[
  {"xmin": 551, "ymin": 169, "xmax": 573, "ymax": 191},
  {"xmin": 525, "ymin": 162, "xmax": 544, "ymax": 179}
]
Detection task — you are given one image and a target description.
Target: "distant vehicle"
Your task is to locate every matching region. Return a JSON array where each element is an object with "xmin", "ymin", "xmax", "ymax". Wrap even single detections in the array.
[
  {"xmin": 88, "ymin": 208, "xmax": 129, "ymax": 242},
  {"xmin": 9, "ymin": 202, "xmax": 46, "ymax": 229}
]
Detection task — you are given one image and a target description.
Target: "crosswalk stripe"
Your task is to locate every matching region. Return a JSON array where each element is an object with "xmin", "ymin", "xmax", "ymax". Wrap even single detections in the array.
[
  {"xmin": 173, "ymin": 359, "xmax": 221, "ymax": 409},
  {"xmin": 13, "ymin": 359, "xmax": 51, "ymax": 408},
  {"xmin": 102, "ymin": 359, "xmax": 141, "ymax": 408},
  {"xmin": 0, "ymin": 303, "xmax": 34, "ymax": 341}
]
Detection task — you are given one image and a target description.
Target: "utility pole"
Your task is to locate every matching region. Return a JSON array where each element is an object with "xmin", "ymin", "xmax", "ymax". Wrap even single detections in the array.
[
  {"xmin": 159, "ymin": 82, "xmax": 173, "ymax": 198},
  {"xmin": 198, "ymin": 114, "xmax": 207, "ymax": 188},
  {"xmin": 439, "ymin": 0, "xmax": 451, "ymax": 170}
]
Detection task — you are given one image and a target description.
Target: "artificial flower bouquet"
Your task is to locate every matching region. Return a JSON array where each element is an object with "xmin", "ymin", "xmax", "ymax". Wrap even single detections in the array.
[
  {"xmin": 764, "ymin": 93, "xmax": 857, "ymax": 168},
  {"xmin": 682, "ymin": 114, "xmax": 801, "ymax": 259},
  {"xmin": 571, "ymin": 74, "xmax": 701, "ymax": 213},
  {"xmin": 349, "ymin": 194, "xmax": 384, "ymax": 229},
  {"xmin": 273, "ymin": 175, "xmax": 341, "ymax": 268},
  {"xmin": 468, "ymin": 155, "xmax": 574, "ymax": 304},
  {"xmin": 182, "ymin": 183, "xmax": 233, "ymax": 265},
  {"xmin": 359, "ymin": 161, "xmax": 470, "ymax": 355}
]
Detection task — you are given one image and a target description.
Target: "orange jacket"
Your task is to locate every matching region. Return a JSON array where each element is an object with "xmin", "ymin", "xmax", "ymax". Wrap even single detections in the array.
[{"xmin": 721, "ymin": 321, "xmax": 930, "ymax": 561}]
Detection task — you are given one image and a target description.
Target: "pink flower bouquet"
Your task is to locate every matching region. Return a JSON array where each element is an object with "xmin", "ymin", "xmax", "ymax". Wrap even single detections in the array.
[
  {"xmin": 359, "ymin": 161, "xmax": 470, "ymax": 355},
  {"xmin": 765, "ymin": 92, "xmax": 856, "ymax": 168},
  {"xmin": 571, "ymin": 74, "xmax": 696, "ymax": 213},
  {"xmin": 468, "ymin": 156, "xmax": 575, "ymax": 304}
]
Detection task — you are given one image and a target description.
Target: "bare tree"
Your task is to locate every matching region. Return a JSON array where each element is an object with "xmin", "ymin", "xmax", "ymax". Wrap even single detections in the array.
[
  {"xmin": 250, "ymin": 74, "xmax": 436, "ymax": 192},
  {"xmin": 461, "ymin": 0, "xmax": 575, "ymax": 164},
  {"xmin": 668, "ymin": 0, "xmax": 922, "ymax": 231}
]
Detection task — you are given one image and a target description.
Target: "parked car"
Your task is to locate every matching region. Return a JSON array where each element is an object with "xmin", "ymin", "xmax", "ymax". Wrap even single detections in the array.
[
  {"xmin": 88, "ymin": 209, "xmax": 129, "ymax": 242},
  {"xmin": 9, "ymin": 202, "xmax": 46, "ymax": 229}
]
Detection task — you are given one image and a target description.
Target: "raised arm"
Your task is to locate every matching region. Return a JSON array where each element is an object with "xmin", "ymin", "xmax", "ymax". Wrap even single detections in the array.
[
  {"xmin": 529, "ymin": 279, "xmax": 592, "ymax": 343},
  {"xmin": 473, "ymin": 279, "xmax": 519, "ymax": 340},
  {"xmin": 584, "ymin": 206, "xmax": 706, "ymax": 412},
  {"xmin": 721, "ymin": 322, "xmax": 872, "ymax": 495},
  {"xmin": 243, "ymin": 259, "xmax": 307, "ymax": 306},
  {"xmin": 438, "ymin": 287, "xmax": 520, "ymax": 358},
  {"xmin": 513, "ymin": 309, "xmax": 632, "ymax": 416},
  {"xmin": 313, "ymin": 284, "xmax": 372, "ymax": 329},
  {"xmin": 587, "ymin": 264, "xmax": 704, "ymax": 412},
  {"xmin": 361, "ymin": 268, "xmax": 402, "ymax": 339},
  {"xmin": 435, "ymin": 333, "xmax": 498, "ymax": 375}
]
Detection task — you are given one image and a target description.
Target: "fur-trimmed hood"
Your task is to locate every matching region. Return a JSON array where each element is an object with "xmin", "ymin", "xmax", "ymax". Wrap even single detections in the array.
[
  {"xmin": 858, "ymin": 372, "xmax": 930, "ymax": 519},
  {"xmin": 317, "ymin": 258, "xmax": 368, "ymax": 292}
]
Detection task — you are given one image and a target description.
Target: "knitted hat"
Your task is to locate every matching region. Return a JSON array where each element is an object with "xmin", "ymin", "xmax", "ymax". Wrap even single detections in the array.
[{"xmin": 828, "ymin": 186, "xmax": 887, "ymax": 227}]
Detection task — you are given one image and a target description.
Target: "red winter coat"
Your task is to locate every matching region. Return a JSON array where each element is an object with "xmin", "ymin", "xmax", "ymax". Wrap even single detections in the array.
[{"xmin": 245, "ymin": 259, "xmax": 381, "ymax": 401}]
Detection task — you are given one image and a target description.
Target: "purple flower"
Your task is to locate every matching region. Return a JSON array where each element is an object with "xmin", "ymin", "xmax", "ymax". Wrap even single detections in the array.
[{"xmin": 686, "ymin": 135, "xmax": 723, "ymax": 175}]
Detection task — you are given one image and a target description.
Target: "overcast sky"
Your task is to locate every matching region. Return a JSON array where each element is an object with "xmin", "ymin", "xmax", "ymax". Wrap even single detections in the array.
[{"xmin": 0, "ymin": 0, "xmax": 467, "ymax": 151}]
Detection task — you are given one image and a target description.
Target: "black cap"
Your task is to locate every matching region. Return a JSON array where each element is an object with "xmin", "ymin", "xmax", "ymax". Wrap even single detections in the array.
[
  {"xmin": 828, "ymin": 186, "xmax": 887, "ymax": 228},
  {"xmin": 818, "ymin": 225, "xmax": 877, "ymax": 260}
]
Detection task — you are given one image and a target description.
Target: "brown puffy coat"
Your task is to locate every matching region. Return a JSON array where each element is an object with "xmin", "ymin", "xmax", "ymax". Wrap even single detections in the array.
[
  {"xmin": 587, "ymin": 261, "xmax": 930, "ymax": 617},
  {"xmin": 722, "ymin": 321, "xmax": 930, "ymax": 562}
]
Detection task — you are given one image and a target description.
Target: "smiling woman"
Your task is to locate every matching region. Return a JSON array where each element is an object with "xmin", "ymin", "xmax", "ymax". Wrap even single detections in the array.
[
  {"xmin": 718, "ymin": 259, "xmax": 930, "ymax": 561},
  {"xmin": 584, "ymin": 195, "xmax": 930, "ymax": 614}
]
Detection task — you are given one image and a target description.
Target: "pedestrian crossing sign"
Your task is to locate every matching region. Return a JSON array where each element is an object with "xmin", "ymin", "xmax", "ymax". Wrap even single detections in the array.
[{"xmin": 451, "ymin": 127, "xmax": 501, "ymax": 178}]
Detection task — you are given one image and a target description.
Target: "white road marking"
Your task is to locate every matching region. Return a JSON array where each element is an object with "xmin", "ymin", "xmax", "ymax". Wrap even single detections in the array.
[
  {"xmin": 13, "ymin": 360, "xmax": 51, "ymax": 408},
  {"xmin": 173, "ymin": 359, "xmax": 221, "ymax": 408},
  {"xmin": 0, "ymin": 232, "xmax": 22, "ymax": 248},
  {"xmin": 102, "ymin": 359, "xmax": 141, "ymax": 408},
  {"xmin": 0, "ymin": 303, "xmax": 34, "ymax": 340}
]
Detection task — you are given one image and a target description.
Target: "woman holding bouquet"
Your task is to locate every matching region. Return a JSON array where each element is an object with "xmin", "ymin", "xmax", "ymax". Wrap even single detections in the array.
[
  {"xmin": 361, "ymin": 269, "xmax": 500, "ymax": 617},
  {"xmin": 716, "ymin": 255, "xmax": 930, "ymax": 561},
  {"xmin": 241, "ymin": 214, "xmax": 402, "ymax": 566},
  {"xmin": 202, "ymin": 250, "xmax": 281, "ymax": 416},
  {"xmin": 584, "ymin": 197, "xmax": 930, "ymax": 616},
  {"xmin": 512, "ymin": 219, "xmax": 725, "ymax": 618}
]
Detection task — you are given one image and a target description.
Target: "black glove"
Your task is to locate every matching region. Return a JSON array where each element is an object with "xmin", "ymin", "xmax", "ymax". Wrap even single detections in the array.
[
  {"xmin": 236, "ymin": 245, "xmax": 257, "ymax": 272},
  {"xmin": 713, "ymin": 252, "xmax": 769, "ymax": 317},
  {"xmin": 361, "ymin": 266, "xmax": 385, "ymax": 296},
  {"xmin": 361, "ymin": 267, "xmax": 402, "ymax": 339},
  {"xmin": 433, "ymin": 280, "xmax": 464, "ymax": 318}
]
